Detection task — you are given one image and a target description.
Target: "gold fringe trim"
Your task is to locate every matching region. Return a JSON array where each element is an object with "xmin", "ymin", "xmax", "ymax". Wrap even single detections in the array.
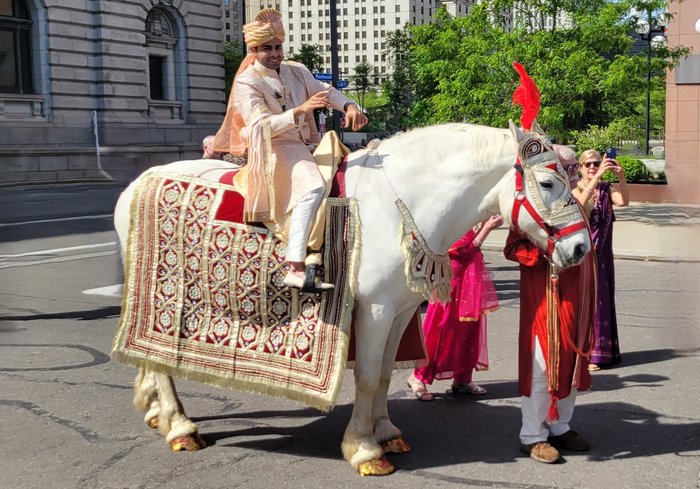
[
  {"xmin": 111, "ymin": 351, "xmax": 339, "ymax": 413},
  {"xmin": 395, "ymin": 199, "xmax": 452, "ymax": 304}
]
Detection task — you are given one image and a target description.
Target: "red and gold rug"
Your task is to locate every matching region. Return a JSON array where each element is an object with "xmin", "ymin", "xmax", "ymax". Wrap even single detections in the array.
[{"xmin": 112, "ymin": 172, "xmax": 360, "ymax": 412}]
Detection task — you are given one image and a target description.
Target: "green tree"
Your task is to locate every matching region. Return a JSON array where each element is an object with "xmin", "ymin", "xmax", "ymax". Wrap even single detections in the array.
[
  {"xmin": 353, "ymin": 62, "xmax": 374, "ymax": 109},
  {"xmin": 384, "ymin": 25, "xmax": 415, "ymax": 131},
  {"xmin": 287, "ymin": 43, "xmax": 324, "ymax": 72},
  {"xmin": 404, "ymin": 1, "xmax": 687, "ymax": 144},
  {"xmin": 223, "ymin": 40, "xmax": 244, "ymax": 99}
]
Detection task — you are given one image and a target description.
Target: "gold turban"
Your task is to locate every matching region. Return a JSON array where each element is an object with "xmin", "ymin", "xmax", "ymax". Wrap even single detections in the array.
[{"xmin": 243, "ymin": 8, "xmax": 285, "ymax": 47}]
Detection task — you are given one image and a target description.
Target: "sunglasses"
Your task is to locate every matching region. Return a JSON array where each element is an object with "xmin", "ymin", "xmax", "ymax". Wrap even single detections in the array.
[{"xmin": 582, "ymin": 160, "xmax": 601, "ymax": 168}]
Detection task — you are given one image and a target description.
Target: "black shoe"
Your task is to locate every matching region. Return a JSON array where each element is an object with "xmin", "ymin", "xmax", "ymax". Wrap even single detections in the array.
[{"xmin": 547, "ymin": 430, "xmax": 590, "ymax": 451}]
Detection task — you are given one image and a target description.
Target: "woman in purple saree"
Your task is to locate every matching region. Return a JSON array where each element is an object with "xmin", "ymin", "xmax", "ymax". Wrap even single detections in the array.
[{"xmin": 574, "ymin": 149, "xmax": 630, "ymax": 370}]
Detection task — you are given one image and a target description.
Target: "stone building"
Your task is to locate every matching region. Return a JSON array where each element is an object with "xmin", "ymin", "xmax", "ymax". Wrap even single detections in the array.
[{"xmin": 0, "ymin": 0, "xmax": 226, "ymax": 184}]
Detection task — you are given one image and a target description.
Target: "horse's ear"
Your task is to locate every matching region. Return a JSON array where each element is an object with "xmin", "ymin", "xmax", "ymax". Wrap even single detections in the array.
[
  {"xmin": 509, "ymin": 120, "xmax": 525, "ymax": 143},
  {"xmin": 531, "ymin": 119, "xmax": 545, "ymax": 135}
]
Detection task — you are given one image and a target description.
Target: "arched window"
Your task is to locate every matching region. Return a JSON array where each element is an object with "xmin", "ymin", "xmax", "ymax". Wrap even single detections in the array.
[
  {"xmin": 145, "ymin": 6, "xmax": 187, "ymax": 120},
  {"xmin": 0, "ymin": 0, "xmax": 33, "ymax": 94}
]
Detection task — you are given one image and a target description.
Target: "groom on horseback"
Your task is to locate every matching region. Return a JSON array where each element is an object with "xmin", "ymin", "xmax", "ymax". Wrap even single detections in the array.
[{"xmin": 213, "ymin": 8, "xmax": 368, "ymax": 292}]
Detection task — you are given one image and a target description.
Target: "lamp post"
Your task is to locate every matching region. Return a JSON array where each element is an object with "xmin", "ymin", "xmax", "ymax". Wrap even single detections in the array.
[{"xmin": 638, "ymin": 8, "xmax": 666, "ymax": 155}]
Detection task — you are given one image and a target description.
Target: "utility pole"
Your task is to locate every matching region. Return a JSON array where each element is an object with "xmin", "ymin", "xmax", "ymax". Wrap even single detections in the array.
[{"xmin": 329, "ymin": 0, "xmax": 341, "ymax": 132}]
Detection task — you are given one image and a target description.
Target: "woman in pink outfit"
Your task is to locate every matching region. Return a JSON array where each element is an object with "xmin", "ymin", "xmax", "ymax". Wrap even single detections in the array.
[{"xmin": 407, "ymin": 215, "xmax": 502, "ymax": 401}]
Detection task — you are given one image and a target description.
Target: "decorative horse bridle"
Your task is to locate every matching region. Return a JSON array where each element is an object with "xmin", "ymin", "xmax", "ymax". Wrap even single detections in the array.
[{"xmin": 510, "ymin": 130, "xmax": 588, "ymax": 261}]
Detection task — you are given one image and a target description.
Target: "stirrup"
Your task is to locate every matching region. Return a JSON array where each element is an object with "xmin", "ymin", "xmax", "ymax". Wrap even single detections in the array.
[{"xmin": 283, "ymin": 265, "xmax": 334, "ymax": 293}]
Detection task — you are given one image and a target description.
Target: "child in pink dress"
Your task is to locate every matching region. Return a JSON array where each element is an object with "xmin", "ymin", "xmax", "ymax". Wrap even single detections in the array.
[{"xmin": 407, "ymin": 215, "xmax": 502, "ymax": 401}]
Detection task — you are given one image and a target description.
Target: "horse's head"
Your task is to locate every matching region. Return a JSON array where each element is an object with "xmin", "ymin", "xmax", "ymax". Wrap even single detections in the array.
[{"xmin": 504, "ymin": 120, "xmax": 591, "ymax": 269}]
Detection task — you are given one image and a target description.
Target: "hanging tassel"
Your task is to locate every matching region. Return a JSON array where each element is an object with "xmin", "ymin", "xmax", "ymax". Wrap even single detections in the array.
[{"xmin": 547, "ymin": 395, "xmax": 560, "ymax": 422}]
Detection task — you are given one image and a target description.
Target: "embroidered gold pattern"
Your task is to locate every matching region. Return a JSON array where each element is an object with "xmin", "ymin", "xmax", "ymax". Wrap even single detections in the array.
[{"xmin": 113, "ymin": 173, "xmax": 361, "ymax": 411}]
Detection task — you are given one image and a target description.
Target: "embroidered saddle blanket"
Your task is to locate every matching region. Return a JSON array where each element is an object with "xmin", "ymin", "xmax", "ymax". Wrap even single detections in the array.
[{"xmin": 112, "ymin": 172, "xmax": 360, "ymax": 411}]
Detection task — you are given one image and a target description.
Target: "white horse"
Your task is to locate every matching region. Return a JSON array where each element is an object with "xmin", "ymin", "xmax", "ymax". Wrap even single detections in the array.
[{"xmin": 113, "ymin": 122, "xmax": 591, "ymax": 475}]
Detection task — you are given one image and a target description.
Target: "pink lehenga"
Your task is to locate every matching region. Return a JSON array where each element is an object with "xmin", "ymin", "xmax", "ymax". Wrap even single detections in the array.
[{"xmin": 413, "ymin": 229, "xmax": 499, "ymax": 385}]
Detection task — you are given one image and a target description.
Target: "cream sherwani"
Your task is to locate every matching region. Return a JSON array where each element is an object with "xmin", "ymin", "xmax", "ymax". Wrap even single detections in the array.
[{"xmin": 234, "ymin": 60, "xmax": 352, "ymax": 218}]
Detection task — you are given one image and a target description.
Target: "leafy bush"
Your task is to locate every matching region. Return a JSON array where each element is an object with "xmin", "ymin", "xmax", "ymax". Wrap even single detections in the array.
[
  {"xmin": 570, "ymin": 123, "xmax": 626, "ymax": 156},
  {"xmin": 601, "ymin": 156, "xmax": 650, "ymax": 183}
]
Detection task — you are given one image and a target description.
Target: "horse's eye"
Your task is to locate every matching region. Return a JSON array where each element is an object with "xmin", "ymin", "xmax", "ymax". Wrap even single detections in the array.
[{"xmin": 539, "ymin": 180, "xmax": 553, "ymax": 189}]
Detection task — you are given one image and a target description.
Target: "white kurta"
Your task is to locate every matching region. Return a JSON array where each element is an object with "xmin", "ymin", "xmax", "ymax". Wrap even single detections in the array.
[{"xmin": 234, "ymin": 60, "xmax": 352, "ymax": 217}]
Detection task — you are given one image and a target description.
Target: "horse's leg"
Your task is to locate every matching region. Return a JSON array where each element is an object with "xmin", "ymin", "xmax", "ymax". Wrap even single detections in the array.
[
  {"xmin": 373, "ymin": 307, "xmax": 416, "ymax": 454},
  {"xmin": 342, "ymin": 303, "xmax": 395, "ymax": 476},
  {"xmin": 133, "ymin": 368, "xmax": 160, "ymax": 429},
  {"xmin": 153, "ymin": 373, "xmax": 206, "ymax": 451}
]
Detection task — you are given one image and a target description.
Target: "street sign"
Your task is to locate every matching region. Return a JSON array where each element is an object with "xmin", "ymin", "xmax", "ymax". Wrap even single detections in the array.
[
  {"xmin": 313, "ymin": 72, "xmax": 333, "ymax": 82},
  {"xmin": 335, "ymin": 79, "xmax": 349, "ymax": 89}
]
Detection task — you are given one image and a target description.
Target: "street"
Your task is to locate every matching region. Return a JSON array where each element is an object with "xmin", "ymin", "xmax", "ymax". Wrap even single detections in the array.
[{"xmin": 0, "ymin": 183, "xmax": 698, "ymax": 489}]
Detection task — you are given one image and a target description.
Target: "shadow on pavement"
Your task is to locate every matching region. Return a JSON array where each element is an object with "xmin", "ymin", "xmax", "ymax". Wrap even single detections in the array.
[
  {"xmin": 0, "ymin": 183, "xmax": 125, "ymax": 242},
  {"xmin": 0, "ymin": 305, "xmax": 121, "ymax": 322},
  {"xmin": 194, "ymin": 396, "xmax": 700, "ymax": 468}
]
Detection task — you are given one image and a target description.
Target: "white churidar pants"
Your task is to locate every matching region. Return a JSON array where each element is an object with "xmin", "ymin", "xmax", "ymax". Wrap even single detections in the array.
[
  {"xmin": 520, "ymin": 335, "xmax": 576, "ymax": 445},
  {"xmin": 285, "ymin": 186, "xmax": 324, "ymax": 263}
]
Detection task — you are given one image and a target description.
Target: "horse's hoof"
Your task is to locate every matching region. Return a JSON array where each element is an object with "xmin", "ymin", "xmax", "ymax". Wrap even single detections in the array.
[
  {"xmin": 147, "ymin": 417, "xmax": 159, "ymax": 429},
  {"xmin": 381, "ymin": 436, "xmax": 411, "ymax": 454},
  {"xmin": 357, "ymin": 456, "xmax": 395, "ymax": 476},
  {"xmin": 169, "ymin": 433, "xmax": 206, "ymax": 452}
]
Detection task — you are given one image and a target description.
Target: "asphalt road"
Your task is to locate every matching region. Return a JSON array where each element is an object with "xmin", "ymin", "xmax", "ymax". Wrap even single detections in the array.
[{"xmin": 0, "ymin": 183, "xmax": 698, "ymax": 489}]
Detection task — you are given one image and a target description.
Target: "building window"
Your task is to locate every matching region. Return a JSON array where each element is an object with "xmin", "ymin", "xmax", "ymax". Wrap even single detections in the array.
[
  {"xmin": 0, "ymin": 0, "xmax": 33, "ymax": 94},
  {"xmin": 149, "ymin": 55, "xmax": 165, "ymax": 100},
  {"xmin": 145, "ymin": 6, "xmax": 186, "ymax": 120}
]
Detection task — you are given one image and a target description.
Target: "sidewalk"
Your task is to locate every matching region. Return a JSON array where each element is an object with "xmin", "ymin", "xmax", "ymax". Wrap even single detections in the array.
[{"xmin": 482, "ymin": 202, "xmax": 700, "ymax": 263}]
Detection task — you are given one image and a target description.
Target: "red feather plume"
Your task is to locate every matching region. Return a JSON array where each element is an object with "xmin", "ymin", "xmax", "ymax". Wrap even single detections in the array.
[{"xmin": 512, "ymin": 62, "xmax": 540, "ymax": 131}]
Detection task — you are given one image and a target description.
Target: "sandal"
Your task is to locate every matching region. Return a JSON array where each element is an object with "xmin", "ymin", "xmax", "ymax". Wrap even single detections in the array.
[
  {"xmin": 451, "ymin": 382, "xmax": 487, "ymax": 396},
  {"xmin": 407, "ymin": 374, "xmax": 434, "ymax": 401},
  {"xmin": 588, "ymin": 363, "xmax": 601, "ymax": 372}
]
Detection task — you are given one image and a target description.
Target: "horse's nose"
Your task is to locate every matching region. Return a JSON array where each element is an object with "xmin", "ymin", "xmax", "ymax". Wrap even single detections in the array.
[{"xmin": 573, "ymin": 243, "xmax": 586, "ymax": 263}]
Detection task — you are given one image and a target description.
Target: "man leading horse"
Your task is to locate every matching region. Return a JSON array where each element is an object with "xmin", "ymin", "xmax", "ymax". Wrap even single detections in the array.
[{"xmin": 213, "ymin": 8, "xmax": 368, "ymax": 292}]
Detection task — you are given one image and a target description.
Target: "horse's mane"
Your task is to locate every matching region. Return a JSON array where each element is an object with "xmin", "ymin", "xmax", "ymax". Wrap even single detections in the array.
[{"xmin": 377, "ymin": 123, "xmax": 512, "ymax": 170}]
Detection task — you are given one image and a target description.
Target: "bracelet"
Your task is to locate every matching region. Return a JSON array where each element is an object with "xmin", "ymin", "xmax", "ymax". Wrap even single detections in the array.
[
  {"xmin": 343, "ymin": 102, "xmax": 355, "ymax": 112},
  {"xmin": 473, "ymin": 238, "xmax": 482, "ymax": 248}
]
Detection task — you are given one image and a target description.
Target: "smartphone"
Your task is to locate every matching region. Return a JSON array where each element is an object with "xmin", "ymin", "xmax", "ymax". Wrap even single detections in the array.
[{"xmin": 605, "ymin": 148, "xmax": 617, "ymax": 159}]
